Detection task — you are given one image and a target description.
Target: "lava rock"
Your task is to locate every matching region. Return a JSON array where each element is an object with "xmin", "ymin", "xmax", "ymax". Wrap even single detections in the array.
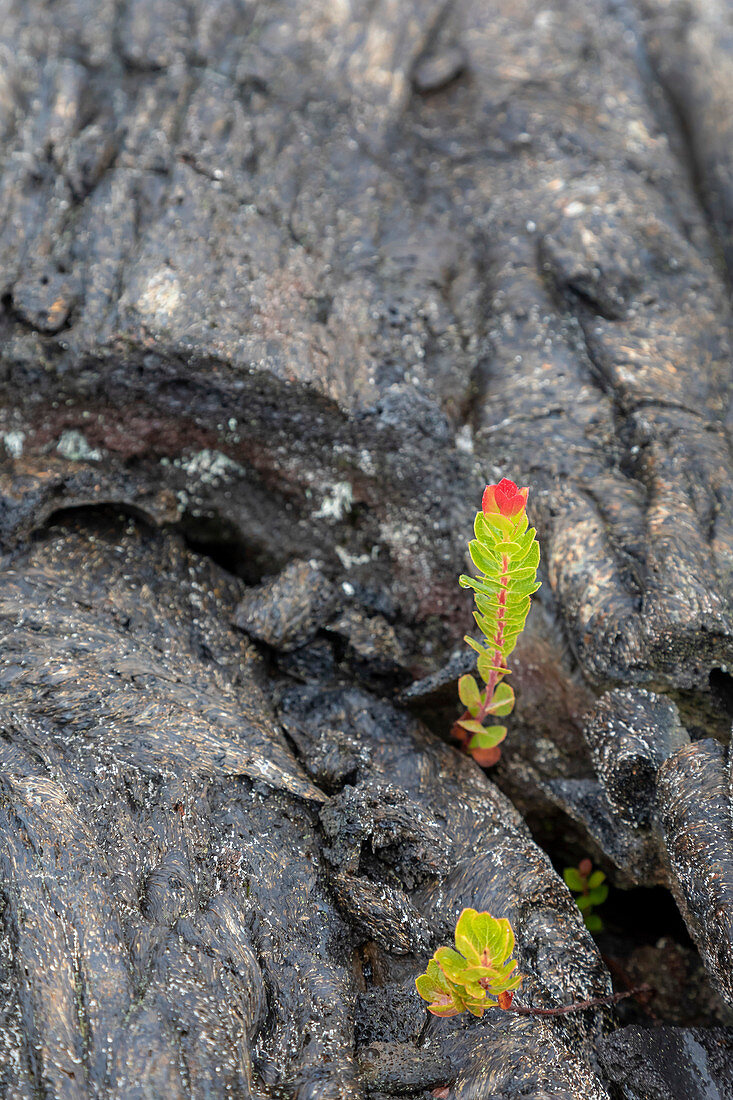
[
  {"xmin": 598, "ymin": 1025, "xmax": 733, "ymax": 1100},
  {"xmin": 412, "ymin": 47, "xmax": 467, "ymax": 93},
  {"xmin": 544, "ymin": 776, "xmax": 666, "ymax": 886},
  {"xmin": 356, "ymin": 982, "xmax": 427, "ymax": 1046},
  {"xmin": 583, "ymin": 688, "xmax": 689, "ymax": 826},
  {"xmin": 657, "ymin": 740, "xmax": 733, "ymax": 1006},
  {"xmin": 357, "ymin": 1041, "xmax": 454, "ymax": 1094},
  {"xmin": 328, "ymin": 870, "xmax": 433, "ymax": 955},
  {"xmin": 233, "ymin": 559, "xmax": 338, "ymax": 651},
  {"xmin": 320, "ymin": 780, "xmax": 452, "ymax": 888}
]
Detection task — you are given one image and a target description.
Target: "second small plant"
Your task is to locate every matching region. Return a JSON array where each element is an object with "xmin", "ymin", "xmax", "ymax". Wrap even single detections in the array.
[
  {"xmin": 564, "ymin": 859, "xmax": 608, "ymax": 932},
  {"xmin": 452, "ymin": 478, "xmax": 541, "ymax": 766}
]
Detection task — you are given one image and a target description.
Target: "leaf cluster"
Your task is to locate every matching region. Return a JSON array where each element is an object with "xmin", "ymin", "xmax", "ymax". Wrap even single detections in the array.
[
  {"xmin": 415, "ymin": 908, "xmax": 523, "ymax": 1017},
  {"xmin": 460, "ymin": 508, "xmax": 540, "ymax": 665},
  {"xmin": 454, "ymin": 502, "xmax": 540, "ymax": 761},
  {"xmin": 563, "ymin": 861, "xmax": 608, "ymax": 933}
]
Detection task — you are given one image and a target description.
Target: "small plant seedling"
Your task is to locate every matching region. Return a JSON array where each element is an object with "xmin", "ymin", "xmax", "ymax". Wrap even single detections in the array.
[
  {"xmin": 452, "ymin": 478, "xmax": 541, "ymax": 766},
  {"xmin": 415, "ymin": 907, "xmax": 651, "ymax": 1020},
  {"xmin": 563, "ymin": 858, "xmax": 609, "ymax": 932},
  {"xmin": 415, "ymin": 908, "xmax": 523, "ymax": 1016}
]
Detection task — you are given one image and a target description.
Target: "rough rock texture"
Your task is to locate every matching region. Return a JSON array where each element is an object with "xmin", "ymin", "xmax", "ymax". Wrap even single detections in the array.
[
  {"xmin": 0, "ymin": 516, "xmax": 612, "ymax": 1098},
  {"xmin": 583, "ymin": 688, "xmax": 689, "ymax": 827},
  {"xmin": 598, "ymin": 1025, "xmax": 733, "ymax": 1100},
  {"xmin": 0, "ymin": 0, "xmax": 732, "ymax": 687},
  {"xmin": 657, "ymin": 740, "xmax": 733, "ymax": 1005},
  {"xmin": 641, "ymin": 0, "xmax": 733, "ymax": 280},
  {"xmin": 1, "ymin": 0, "xmax": 733, "ymax": 1094}
]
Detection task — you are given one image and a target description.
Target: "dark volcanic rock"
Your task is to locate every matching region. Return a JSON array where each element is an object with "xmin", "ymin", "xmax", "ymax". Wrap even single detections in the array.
[
  {"xmin": 0, "ymin": 514, "xmax": 617, "ymax": 1098},
  {"xmin": 320, "ymin": 781, "xmax": 452, "ymax": 888},
  {"xmin": 641, "ymin": 0, "xmax": 733, "ymax": 281},
  {"xmin": 435, "ymin": 1013, "xmax": 612, "ymax": 1100},
  {"xmin": 233, "ymin": 558, "xmax": 338, "ymax": 651},
  {"xmin": 544, "ymin": 776, "xmax": 666, "ymax": 886},
  {"xmin": 0, "ymin": 0, "xmax": 731, "ymax": 692},
  {"xmin": 657, "ymin": 740, "xmax": 733, "ymax": 1006},
  {"xmin": 357, "ymin": 1041, "xmax": 454, "ymax": 1095},
  {"xmin": 598, "ymin": 1025, "xmax": 733, "ymax": 1100},
  {"xmin": 583, "ymin": 688, "xmax": 689, "ymax": 827},
  {"xmin": 1, "ymin": 0, "xmax": 733, "ymax": 1093}
]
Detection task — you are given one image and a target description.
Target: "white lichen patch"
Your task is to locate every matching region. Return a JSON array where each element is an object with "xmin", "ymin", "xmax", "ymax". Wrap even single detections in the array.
[
  {"xmin": 455, "ymin": 424, "xmax": 474, "ymax": 454},
  {"xmin": 57, "ymin": 430, "xmax": 102, "ymax": 462},
  {"xmin": 2, "ymin": 430, "xmax": 25, "ymax": 458},
  {"xmin": 334, "ymin": 544, "xmax": 380, "ymax": 569},
  {"xmin": 314, "ymin": 481, "xmax": 353, "ymax": 521},
  {"xmin": 137, "ymin": 268, "xmax": 182, "ymax": 323},
  {"xmin": 175, "ymin": 449, "xmax": 246, "ymax": 486}
]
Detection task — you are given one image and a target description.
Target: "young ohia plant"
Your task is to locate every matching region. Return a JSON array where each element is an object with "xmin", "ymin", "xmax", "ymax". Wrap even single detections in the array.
[
  {"xmin": 564, "ymin": 859, "xmax": 608, "ymax": 933},
  {"xmin": 415, "ymin": 908, "xmax": 523, "ymax": 1016},
  {"xmin": 415, "ymin": 906, "xmax": 652, "ymax": 1020},
  {"xmin": 451, "ymin": 478, "xmax": 541, "ymax": 766}
]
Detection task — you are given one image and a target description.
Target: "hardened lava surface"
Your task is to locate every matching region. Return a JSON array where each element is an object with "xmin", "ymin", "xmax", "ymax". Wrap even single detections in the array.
[{"xmin": 1, "ymin": 0, "xmax": 733, "ymax": 1095}]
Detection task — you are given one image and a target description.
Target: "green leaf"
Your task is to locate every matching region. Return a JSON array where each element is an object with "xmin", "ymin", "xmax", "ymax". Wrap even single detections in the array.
[
  {"xmin": 459, "ymin": 574, "xmax": 503, "ymax": 596},
  {"xmin": 587, "ymin": 885, "xmax": 609, "ymax": 906},
  {"xmin": 433, "ymin": 947, "xmax": 483, "ymax": 996},
  {"xmin": 501, "ymin": 609, "xmax": 530, "ymax": 630},
  {"xmin": 415, "ymin": 959, "xmax": 468, "ymax": 1017},
  {"xmin": 486, "ymin": 681, "xmax": 515, "ymax": 716},
  {"xmin": 515, "ymin": 527, "xmax": 536, "ymax": 552},
  {"xmin": 467, "ymin": 574, "xmax": 508, "ymax": 596},
  {"xmin": 476, "ymin": 654, "xmax": 510, "ymax": 682},
  {"xmin": 474, "ymin": 512, "xmax": 491, "ymax": 543},
  {"xmin": 483, "ymin": 514, "xmax": 514, "ymax": 540},
  {"xmin": 458, "ymin": 674, "xmax": 482, "ymax": 714},
  {"xmin": 563, "ymin": 868, "xmax": 584, "ymax": 893},
  {"xmin": 493, "ymin": 541, "xmax": 521, "ymax": 557},
  {"xmin": 587, "ymin": 871, "xmax": 606, "ymax": 889},
  {"xmin": 468, "ymin": 725, "xmax": 507, "ymax": 750},
  {"xmin": 473, "ymin": 611, "xmax": 496, "ymax": 640},
  {"xmin": 456, "ymin": 718, "xmax": 490, "ymax": 735},
  {"xmin": 516, "ymin": 539, "xmax": 540, "ymax": 570},
  {"xmin": 575, "ymin": 893, "xmax": 593, "ymax": 912},
  {"xmin": 584, "ymin": 913, "xmax": 603, "ymax": 933},
  {"xmin": 473, "ymin": 588, "xmax": 502, "ymax": 606},
  {"xmin": 454, "ymin": 909, "xmax": 517, "ymax": 972},
  {"xmin": 469, "ymin": 540, "xmax": 502, "ymax": 574},
  {"xmin": 474, "ymin": 593, "xmax": 502, "ymax": 618},
  {"xmin": 511, "ymin": 512, "xmax": 529, "ymax": 537},
  {"xmin": 418, "ymin": 908, "xmax": 524, "ymax": 1018},
  {"xmin": 500, "ymin": 630, "xmax": 525, "ymax": 651},
  {"xmin": 507, "ymin": 564, "xmax": 538, "ymax": 583},
  {"xmin": 504, "ymin": 594, "xmax": 531, "ymax": 614},
  {"xmin": 508, "ymin": 579, "xmax": 541, "ymax": 598},
  {"xmin": 464, "ymin": 635, "xmax": 485, "ymax": 655}
]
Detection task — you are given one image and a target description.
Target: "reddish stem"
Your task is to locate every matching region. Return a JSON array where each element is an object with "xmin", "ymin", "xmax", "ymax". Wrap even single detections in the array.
[
  {"xmin": 452, "ymin": 554, "xmax": 511, "ymax": 765},
  {"xmin": 476, "ymin": 552, "xmax": 509, "ymax": 722},
  {"xmin": 509, "ymin": 984, "xmax": 654, "ymax": 1017}
]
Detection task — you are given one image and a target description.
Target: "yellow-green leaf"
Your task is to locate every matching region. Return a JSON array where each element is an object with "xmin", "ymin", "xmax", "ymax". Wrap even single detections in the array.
[
  {"xmin": 415, "ymin": 959, "xmax": 468, "ymax": 1017},
  {"xmin": 454, "ymin": 909, "xmax": 516, "ymax": 972},
  {"xmin": 456, "ymin": 718, "xmax": 489, "ymax": 735},
  {"xmin": 458, "ymin": 674, "xmax": 482, "ymax": 716},
  {"xmin": 486, "ymin": 681, "xmax": 515, "ymax": 716},
  {"xmin": 468, "ymin": 725, "xmax": 507, "ymax": 750}
]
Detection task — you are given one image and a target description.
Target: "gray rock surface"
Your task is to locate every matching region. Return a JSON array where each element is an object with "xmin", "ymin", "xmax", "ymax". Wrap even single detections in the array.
[
  {"xmin": 657, "ymin": 740, "xmax": 733, "ymax": 1006},
  {"xmin": 0, "ymin": 0, "xmax": 733, "ymax": 1094},
  {"xmin": 583, "ymin": 689, "xmax": 689, "ymax": 827},
  {"xmin": 0, "ymin": 515, "xmax": 612, "ymax": 1098},
  {"xmin": 598, "ymin": 1025, "xmax": 733, "ymax": 1100},
  {"xmin": 0, "ymin": 0, "xmax": 731, "ymax": 688}
]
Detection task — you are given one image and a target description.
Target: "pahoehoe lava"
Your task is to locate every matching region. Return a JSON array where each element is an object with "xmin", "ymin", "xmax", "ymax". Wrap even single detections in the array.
[{"xmin": 1, "ymin": 0, "xmax": 733, "ymax": 1097}]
